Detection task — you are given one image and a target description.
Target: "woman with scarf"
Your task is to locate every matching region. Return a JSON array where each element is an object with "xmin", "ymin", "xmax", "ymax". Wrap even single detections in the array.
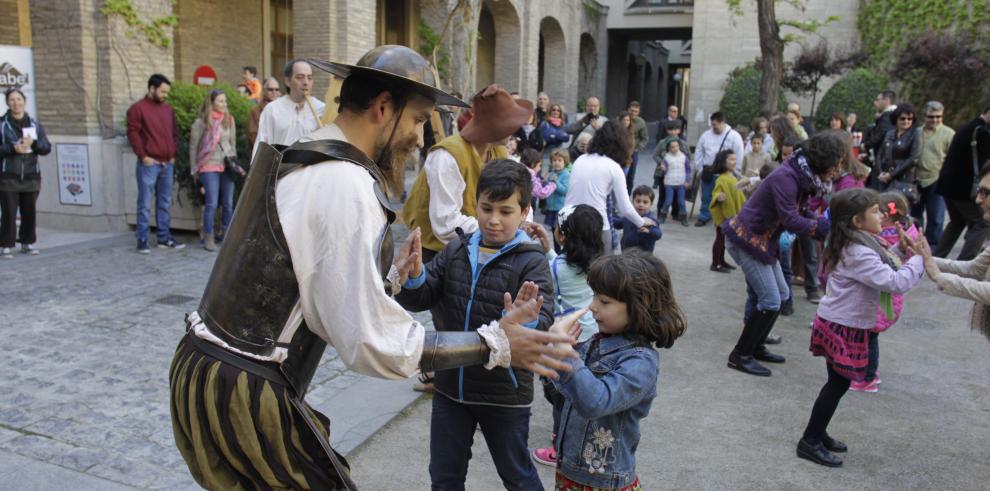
[
  {"xmin": 722, "ymin": 131, "xmax": 847, "ymax": 377},
  {"xmin": 189, "ymin": 89, "xmax": 237, "ymax": 251},
  {"xmin": 539, "ymin": 103, "xmax": 570, "ymax": 156},
  {"xmin": 0, "ymin": 88, "xmax": 51, "ymax": 258}
]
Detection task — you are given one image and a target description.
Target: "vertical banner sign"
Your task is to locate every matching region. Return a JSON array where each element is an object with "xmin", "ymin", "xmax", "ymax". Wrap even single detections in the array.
[
  {"xmin": 56, "ymin": 144, "xmax": 92, "ymax": 206},
  {"xmin": 0, "ymin": 45, "xmax": 37, "ymax": 117}
]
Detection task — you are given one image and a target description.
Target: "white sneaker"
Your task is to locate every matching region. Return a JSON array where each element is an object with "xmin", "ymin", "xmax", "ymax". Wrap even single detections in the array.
[
  {"xmin": 21, "ymin": 244, "xmax": 39, "ymax": 255},
  {"xmin": 0, "ymin": 247, "xmax": 12, "ymax": 259}
]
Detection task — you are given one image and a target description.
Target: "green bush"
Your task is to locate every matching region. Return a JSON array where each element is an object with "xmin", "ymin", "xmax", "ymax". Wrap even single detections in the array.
[
  {"xmin": 814, "ymin": 68, "xmax": 886, "ymax": 130},
  {"xmin": 168, "ymin": 81, "xmax": 253, "ymax": 206},
  {"xmin": 719, "ymin": 65, "xmax": 787, "ymax": 127}
]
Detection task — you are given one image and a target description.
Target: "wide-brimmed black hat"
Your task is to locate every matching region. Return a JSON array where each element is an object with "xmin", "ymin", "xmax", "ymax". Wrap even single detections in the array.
[{"xmin": 308, "ymin": 45, "xmax": 469, "ymax": 108}]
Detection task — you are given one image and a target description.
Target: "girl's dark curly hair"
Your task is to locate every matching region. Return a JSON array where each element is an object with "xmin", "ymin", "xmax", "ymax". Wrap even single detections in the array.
[
  {"xmin": 709, "ymin": 149, "xmax": 734, "ymax": 175},
  {"xmin": 822, "ymin": 188, "xmax": 881, "ymax": 274},
  {"xmin": 586, "ymin": 120, "xmax": 631, "ymax": 165},
  {"xmin": 559, "ymin": 204, "xmax": 604, "ymax": 274},
  {"xmin": 798, "ymin": 129, "xmax": 849, "ymax": 175},
  {"xmin": 587, "ymin": 250, "xmax": 687, "ymax": 349}
]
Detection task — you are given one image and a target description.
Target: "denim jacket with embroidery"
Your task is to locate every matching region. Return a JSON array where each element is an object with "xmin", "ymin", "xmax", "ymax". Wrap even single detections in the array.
[{"xmin": 552, "ymin": 333, "xmax": 659, "ymax": 489}]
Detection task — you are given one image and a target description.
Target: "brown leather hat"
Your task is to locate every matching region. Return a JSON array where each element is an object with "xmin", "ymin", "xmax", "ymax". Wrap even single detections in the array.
[{"xmin": 460, "ymin": 85, "xmax": 534, "ymax": 145}]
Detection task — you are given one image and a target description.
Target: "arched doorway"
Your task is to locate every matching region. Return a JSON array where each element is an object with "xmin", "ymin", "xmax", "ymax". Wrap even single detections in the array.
[
  {"xmin": 476, "ymin": 5, "xmax": 496, "ymax": 89},
  {"xmin": 578, "ymin": 33, "xmax": 597, "ymax": 103},
  {"xmin": 481, "ymin": 0, "xmax": 521, "ymax": 92},
  {"xmin": 538, "ymin": 17, "xmax": 566, "ymax": 99}
]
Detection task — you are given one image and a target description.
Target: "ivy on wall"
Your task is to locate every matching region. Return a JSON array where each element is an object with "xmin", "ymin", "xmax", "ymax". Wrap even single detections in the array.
[
  {"xmin": 858, "ymin": 0, "xmax": 990, "ymax": 70},
  {"xmin": 100, "ymin": 0, "xmax": 179, "ymax": 48}
]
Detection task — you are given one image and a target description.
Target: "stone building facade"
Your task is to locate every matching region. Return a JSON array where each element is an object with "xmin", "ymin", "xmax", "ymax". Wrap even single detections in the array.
[
  {"xmin": 6, "ymin": 0, "xmax": 862, "ymax": 233},
  {"xmin": 9, "ymin": 0, "xmax": 607, "ymax": 233}
]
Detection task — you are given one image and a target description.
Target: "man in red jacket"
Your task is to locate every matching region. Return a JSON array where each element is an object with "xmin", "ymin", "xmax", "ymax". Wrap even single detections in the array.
[{"xmin": 126, "ymin": 74, "xmax": 184, "ymax": 253}]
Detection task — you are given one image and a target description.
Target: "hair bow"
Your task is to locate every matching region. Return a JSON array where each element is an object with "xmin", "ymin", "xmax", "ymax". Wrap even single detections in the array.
[{"xmin": 887, "ymin": 202, "xmax": 898, "ymax": 216}]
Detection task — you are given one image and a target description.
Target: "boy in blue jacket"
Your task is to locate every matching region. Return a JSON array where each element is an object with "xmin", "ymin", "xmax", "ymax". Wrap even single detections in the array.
[
  {"xmin": 615, "ymin": 185, "xmax": 663, "ymax": 253},
  {"xmin": 395, "ymin": 159, "xmax": 554, "ymax": 489}
]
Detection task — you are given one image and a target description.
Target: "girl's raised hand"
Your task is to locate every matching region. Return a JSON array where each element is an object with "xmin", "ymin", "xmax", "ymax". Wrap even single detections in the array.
[
  {"xmin": 549, "ymin": 308, "xmax": 588, "ymax": 340},
  {"xmin": 523, "ymin": 222, "xmax": 552, "ymax": 253}
]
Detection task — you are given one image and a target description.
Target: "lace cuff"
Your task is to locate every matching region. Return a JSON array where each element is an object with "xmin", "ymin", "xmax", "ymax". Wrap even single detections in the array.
[{"xmin": 477, "ymin": 321, "xmax": 511, "ymax": 369}]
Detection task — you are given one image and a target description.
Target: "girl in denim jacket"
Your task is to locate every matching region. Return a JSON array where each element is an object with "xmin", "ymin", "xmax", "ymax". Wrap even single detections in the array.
[{"xmin": 547, "ymin": 251, "xmax": 687, "ymax": 490}]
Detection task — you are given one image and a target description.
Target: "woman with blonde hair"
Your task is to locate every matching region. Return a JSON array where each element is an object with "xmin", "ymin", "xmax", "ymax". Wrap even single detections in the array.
[{"xmin": 189, "ymin": 89, "xmax": 237, "ymax": 251}]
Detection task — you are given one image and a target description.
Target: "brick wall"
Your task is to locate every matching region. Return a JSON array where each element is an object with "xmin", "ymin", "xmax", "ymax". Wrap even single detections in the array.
[
  {"xmin": 0, "ymin": 0, "xmax": 20, "ymax": 45},
  {"xmin": 174, "ymin": 0, "xmax": 264, "ymax": 87},
  {"xmin": 294, "ymin": 0, "xmax": 377, "ymax": 100}
]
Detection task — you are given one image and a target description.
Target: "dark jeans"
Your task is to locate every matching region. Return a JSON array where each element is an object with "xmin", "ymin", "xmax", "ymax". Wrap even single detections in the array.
[
  {"xmin": 542, "ymin": 378, "xmax": 564, "ymax": 442},
  {"xmin": 933, "ymin": 198, "xmax": 990, "ymax": 260},
  {"xmin": 797, "ymin": 233, "xmax": 820, "ymax": 293},
  {"xmin": 802, "ymin": 363, "xmax": 851, "ymax": 445},
  {"xmin": 429, "ymin": 394, "xmax": 542, "ymax": 491},
  {"xmin": 910, "ymin": 183, "xmax": 946, "ymax": 246},
  {"xmin": 0, "ymin": 190, "xmax": 38, "ymax": 247},
  {"xmin": 865, "ymin": 332, "xmax": 879, "ymax": 382},
  {"xmin": 625, "ymin": 152, "xmax": 638, "ymax": 194}
]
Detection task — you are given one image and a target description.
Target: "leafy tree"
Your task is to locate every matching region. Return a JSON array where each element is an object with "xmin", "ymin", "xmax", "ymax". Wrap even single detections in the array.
[
  {"xmin": 891, "ymin": 30, "xmax": 990, "ymax": 128},
  {"xmin": 720, "ymin": 65, "xmax": 787, "ymax": 127},
  {"xmin": 783, "ymin": 39, "xmax": 864, "ymax": 120},
  {"xmin": 726, "ymin": 0, "xmax": 839, "ymax": 116},
  {"xmin": 814, "ymin": 68, "xmax": 886, "ymax": 130}
]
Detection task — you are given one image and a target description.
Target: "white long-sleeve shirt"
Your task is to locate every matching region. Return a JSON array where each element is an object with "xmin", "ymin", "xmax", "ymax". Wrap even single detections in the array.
[
  {"xmin": 424, "ymin": 148, "xmax": 479, "ymax": 245},
  {"xmin": 563, "ymin": 153, "xmax": 645, "ymax": 230},
  {"xmin": 194, "ymin": 124, "xmax": 425, "ymax": 379},
  {"xmin": 694, "ymin": 127, "xmax": 745, "ymax": 171},
  {"xmin": 251, "ymin": 95, "xmax": 326, "ymax": 159}
]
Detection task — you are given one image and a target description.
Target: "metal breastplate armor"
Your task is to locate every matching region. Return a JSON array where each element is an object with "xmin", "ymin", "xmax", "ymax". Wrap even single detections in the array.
[{"xmin": 197, "ymin": 140, "xmax": 395, "ymax": 397}]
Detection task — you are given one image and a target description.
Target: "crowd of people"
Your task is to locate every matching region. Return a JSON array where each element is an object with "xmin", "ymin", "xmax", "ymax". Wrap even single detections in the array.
[
  {"xmin": 6, "ymin": 41, "xmax": 988, "ymax": 488},
  {"xmin": 119, "ymin": 62, "xmax": 990, "ymax": 487}
]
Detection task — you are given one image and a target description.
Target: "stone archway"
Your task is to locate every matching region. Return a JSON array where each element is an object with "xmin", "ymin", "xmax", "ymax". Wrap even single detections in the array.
[
  {"xmin": 480, "ymin": 0, "xmax": 521, "ymax": 92},
  {"xmin": 537, "ymin": 17, "xmax": 566, "ymax": 100},
  {"xmin": 476, "ymin": 5, "xmax": 496, "ymax": 89},
  {"xmin": 578, "ymin": 33, "xmax": 597, "ymax": 103}
]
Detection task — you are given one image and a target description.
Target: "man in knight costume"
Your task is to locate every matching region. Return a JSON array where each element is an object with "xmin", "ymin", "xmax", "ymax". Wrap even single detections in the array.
[{"xmin": 169, "ymin": 45, "xmax": 579, "ymax": 490}]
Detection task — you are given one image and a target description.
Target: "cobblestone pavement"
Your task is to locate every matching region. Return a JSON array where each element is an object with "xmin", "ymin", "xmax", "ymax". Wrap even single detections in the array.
[{"xmin": 0, "ymin": 220, "xmax": 423, "ymax": 489}]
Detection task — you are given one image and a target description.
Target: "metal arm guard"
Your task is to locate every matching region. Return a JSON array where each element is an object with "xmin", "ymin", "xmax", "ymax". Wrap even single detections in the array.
[{"xmin": 419, "ymin": 331, "xmax": 491, "ymax": 373}]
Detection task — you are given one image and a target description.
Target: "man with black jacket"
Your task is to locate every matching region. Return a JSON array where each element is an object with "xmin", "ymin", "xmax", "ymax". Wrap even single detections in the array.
[
  {"xmin": 933, "ymin": 104, "xmax": 990, "ymax": 260},
  {"xmin": 862, "ymin": 90, "xmax": 897, "ymax": 186}
]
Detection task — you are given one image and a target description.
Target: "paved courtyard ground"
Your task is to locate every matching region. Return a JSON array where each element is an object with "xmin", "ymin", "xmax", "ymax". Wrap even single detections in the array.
[{"xmin": 1, "ymin": 157, "xmax": 988, "ymax": 490}]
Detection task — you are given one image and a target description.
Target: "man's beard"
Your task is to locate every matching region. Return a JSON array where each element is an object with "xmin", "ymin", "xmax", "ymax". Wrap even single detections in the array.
[{"xmin": 374, "ymin": 130, "xmax": 419, "ymax": 172}]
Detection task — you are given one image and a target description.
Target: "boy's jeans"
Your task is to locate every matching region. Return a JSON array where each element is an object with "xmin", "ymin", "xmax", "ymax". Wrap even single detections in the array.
[
  {"xmin": 135, "ymin": 161, "xmax": 174, "ymax": 243},
  {"xmin": 429, "ymin": 395, "xmax": 542, "ymax": 491}
]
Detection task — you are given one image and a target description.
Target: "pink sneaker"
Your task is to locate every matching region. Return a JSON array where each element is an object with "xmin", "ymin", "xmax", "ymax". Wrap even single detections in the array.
[
  {"xmin": 850, "ymin": 379, "xmax": 879, "ymax": 393},
  {"xmin": 531, "ymin": 446, "xmax": 557, "ymax": 466}
]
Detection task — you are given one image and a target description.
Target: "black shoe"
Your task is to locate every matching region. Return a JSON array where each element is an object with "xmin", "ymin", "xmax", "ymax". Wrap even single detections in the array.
[
  {"xmin": 721, "ymin": 263, "xmax": 736, "ymax": 270},
  {"xmin": 765, "ymin": 332, "xmax": 782, "ymax": 344},
  {"xmin": 822, "ymin": 434, "xmax": 848, "ymax": 453},
  {"xmin": 727, "ymin": 352, "xmax": 771, "ymax": 376},
  {"xmin": 694, "ymin": 220, "xmax": 708, "ymax": 227},
  {"xmin": 807, "ymin": 289, "xmax": 823, "ymax": 304},
  {"xmin": 710, "ymin": 264, "xmax": 730, "ymax": 274},
  {"xmin": 680, "ymin": 218, "xmax": 689, "ymax": 227},
  {"xmin": 797, "ymin": 439, "xmax": 843, "ymax": 467},
  {"xmin": 780, "ymin": 302, "xmax": 794, "ymax": 316},
  {"xmin": 754, "ymin": 346, "xmax": 786, "ymax": 363}
]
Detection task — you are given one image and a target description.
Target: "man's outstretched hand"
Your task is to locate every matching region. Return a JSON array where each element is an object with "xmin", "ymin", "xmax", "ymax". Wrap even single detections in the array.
[
  {"xmin": 394, "ymin": 227, "xmax": 423, "ymax": 285},
  {"xmin": 499, "ymin": 295, "xmax": 579, "ymax": 380}
]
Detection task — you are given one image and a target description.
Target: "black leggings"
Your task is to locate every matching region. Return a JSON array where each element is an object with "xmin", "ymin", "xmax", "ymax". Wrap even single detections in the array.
[{"xmin": 802, "ymin": 363, "xmax": 851, "ymax": 445}]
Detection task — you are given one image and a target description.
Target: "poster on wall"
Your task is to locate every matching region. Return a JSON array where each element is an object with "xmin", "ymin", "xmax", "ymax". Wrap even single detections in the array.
[
  {"xmin": 56, "ymin": 144, "xmax": 92, "ymax": 206},
  {"xmin": 0, "ymin": 45, "xmax": 36, "ymax": 117}
]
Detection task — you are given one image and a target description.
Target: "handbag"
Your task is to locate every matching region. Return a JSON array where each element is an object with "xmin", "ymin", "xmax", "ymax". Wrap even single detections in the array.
[
  {"xmin": 701, "ymin": 130, "xmax": 731, "ymax": 183},
  {"xmin": 219, "ymin": 142, "xmax": 246, "ymax": 179},
  {"xmin": 887, "ymin": 179, "xmax": 919, "ymax": 204}
]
